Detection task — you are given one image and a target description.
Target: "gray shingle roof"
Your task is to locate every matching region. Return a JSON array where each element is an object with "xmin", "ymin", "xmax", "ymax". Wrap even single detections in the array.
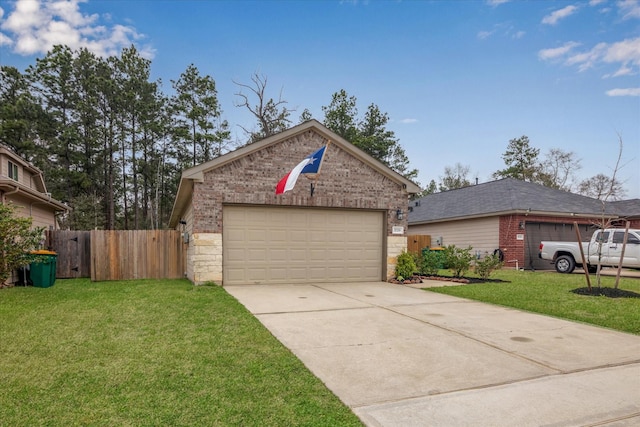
[
  {"xmin": 408, "ymin": 178, "xmax": 623, "ymax": 224},
  {"xmin": 609, "ymin": 199, "xmax": 640, "ymax": 218}
]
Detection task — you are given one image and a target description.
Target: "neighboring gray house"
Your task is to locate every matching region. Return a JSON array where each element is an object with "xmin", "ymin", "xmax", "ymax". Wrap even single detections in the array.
[
  {"xmin": 169, "ymin": 120, "xmax": 421, "ymax": 285},
  {"xmin": 407, "ymin": 178, "xmax": 639, "ymax": 270}
]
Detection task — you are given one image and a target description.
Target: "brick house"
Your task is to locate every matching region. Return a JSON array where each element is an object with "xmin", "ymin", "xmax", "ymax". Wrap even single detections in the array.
[
  {"xmin": 1, "ymin": 143, "xmax": 70, "ymax": 285},
  {"xmin": 169, "ymin": 120, "xmax": 421, "ymax": 285},
  {"xmin": 407, "ymin": 178, "xmax": 640, "ymax": 270}
]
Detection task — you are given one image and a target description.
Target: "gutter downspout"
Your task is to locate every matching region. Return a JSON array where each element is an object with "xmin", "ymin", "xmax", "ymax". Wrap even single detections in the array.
[{"xmin": 1, "ymin": 185, "xmax": 20, "ymax": 203}]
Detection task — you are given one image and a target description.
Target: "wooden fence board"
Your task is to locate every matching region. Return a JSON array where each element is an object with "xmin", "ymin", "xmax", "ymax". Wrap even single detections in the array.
[
  {"xmin": 90, "ymin": 230, "xmax": 185, "ymax": 281},
  {"xmin": 45, "ymin": 230, "xmax": 91, "ymax": 278},
  {"xmin": 407, "ymin": 235, "xmax": 432, "ymax": 254}
]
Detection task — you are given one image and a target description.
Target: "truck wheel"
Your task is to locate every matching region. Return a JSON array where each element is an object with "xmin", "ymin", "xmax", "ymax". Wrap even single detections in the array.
[{"xmin": 555, "ymin": 255, "xmax": 575, "ymax": 274}]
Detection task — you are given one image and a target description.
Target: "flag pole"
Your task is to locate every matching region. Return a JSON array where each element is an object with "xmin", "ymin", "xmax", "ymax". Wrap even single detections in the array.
[{"xmin": 310, "ymin": 139, "xmax": 330, "ymax": 197}]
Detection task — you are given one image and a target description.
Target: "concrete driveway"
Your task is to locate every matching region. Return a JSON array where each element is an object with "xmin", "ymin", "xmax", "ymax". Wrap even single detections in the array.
[{"xmin": 225, "ymin": 282, "xmax": 640, "ymax": 426}]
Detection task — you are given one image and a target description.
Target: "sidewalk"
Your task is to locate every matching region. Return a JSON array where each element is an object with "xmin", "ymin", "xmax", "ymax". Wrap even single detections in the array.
[{"xmin": 225, "ymin": 282, "xmax": 640, "ymax": 426}]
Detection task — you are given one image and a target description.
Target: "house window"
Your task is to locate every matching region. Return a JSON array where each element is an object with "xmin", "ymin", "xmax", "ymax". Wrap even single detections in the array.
[{"xmin": 8, "ymin": 161, "xmax": 18, "ymax": 181}]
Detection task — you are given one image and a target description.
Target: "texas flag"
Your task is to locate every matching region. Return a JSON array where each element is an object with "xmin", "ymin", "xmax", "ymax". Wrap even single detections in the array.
[{"xmin": 275, "ymin": 146, "xmax": 327, "ymax": 195}]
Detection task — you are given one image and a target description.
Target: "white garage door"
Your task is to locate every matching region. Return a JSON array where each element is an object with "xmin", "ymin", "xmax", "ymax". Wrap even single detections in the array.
[{"xmin": 223, "ymin": 206, "xmax": 384, "ymax": 285}]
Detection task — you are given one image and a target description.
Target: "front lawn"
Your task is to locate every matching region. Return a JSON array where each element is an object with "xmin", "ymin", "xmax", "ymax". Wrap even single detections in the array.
[
  {"xmin": 0, "ymin": 279, "xmax": 362, "ymax": 426},
  {"xmin": 426, "ymin": 270, "xmax": 640, "ymax": 334}
]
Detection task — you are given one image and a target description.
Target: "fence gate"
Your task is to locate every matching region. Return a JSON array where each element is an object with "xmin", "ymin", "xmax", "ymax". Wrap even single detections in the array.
[
  {"xmin": 45, "ymin": 230, "xmax": 91, "ymax": 278},
  {"xmin": 407, "ymin": 235, "xmax": 432, "ymax": 254}
]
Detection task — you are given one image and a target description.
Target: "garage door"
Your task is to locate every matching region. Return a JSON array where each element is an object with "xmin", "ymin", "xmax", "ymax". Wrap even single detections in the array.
[
  {"xmin": 525, "ymin": 222, "xmax": 595, "ymax": 270},
  {"xmin": 223, "ymin": 206, "xmax": 384, "ymax": 285}
]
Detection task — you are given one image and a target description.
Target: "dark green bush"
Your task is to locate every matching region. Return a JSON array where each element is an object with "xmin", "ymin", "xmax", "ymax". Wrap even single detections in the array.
[
  {"xmin": 410, "ymin": 252, "xmax": 423, "ymax": 274},
  {"xmin": 421, "ymin": 249, "xmax": 444, "ymax": 276},
  {"xmin": 474, "ymin": 253, "xmax": 504, "ymax": 279},
  {"xmin": 395, "ymin": 251, "xmax": 417, "ymax": 279},
  {"xmin": 443, "ymin": 245, "xmax": 474, "ymax": 278}
]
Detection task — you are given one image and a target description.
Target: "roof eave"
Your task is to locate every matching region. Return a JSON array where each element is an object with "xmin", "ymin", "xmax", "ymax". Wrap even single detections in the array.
[
  {"xmin": 0, "ymin": 180, "xmax": 70, "ymax": 212},
  {"xmin": 179, "ymin": 120, "xmax": 419, "ymax": 192},
  {"xmin": 408, "ymin": 209, "xmax": 619, "ymax": 226}
]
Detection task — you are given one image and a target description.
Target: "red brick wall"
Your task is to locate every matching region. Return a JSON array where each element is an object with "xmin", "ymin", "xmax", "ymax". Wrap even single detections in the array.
[{"xmin": 192, "ymin": 129, "xmax": 410, "ymax": 234}]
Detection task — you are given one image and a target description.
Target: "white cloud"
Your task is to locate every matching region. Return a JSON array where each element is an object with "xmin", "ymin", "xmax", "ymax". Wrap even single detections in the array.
[
  {"xmin": 606, "ymin": 87, "xmax": 640, "ymax": 96},
  {"xmin": 542, "ymin": 5, "xmax": 579, "ymax": 25},
  {"xmin": 589, "ymin": 0, "xmax": 606, "ymax": 5},
  {"xmin": 340, "ymin": 0, "xmax": 369, "ymax": 5},
  {"xmin": 486, "ymin": 0, "xmax": 510, "ymax": 7},
  {"xmin": 603, "ymin": 37, "xmax": 640, "ymax": 66},
  {"xmin": 478, "ymin": 23, "xmax": 523, "ymax": 40},
  {"xmin": 568, "ymin": 37, "xmax": 640, "ymax": 74},
  {"xmin": 566, "ymin": 42, "xmax": 608, "ymax": 71},
  {"xmin": 540, "ymin": 37, "xmax": 640, "ymax": 77},
  {"xmin": 538, "ymin": 41, "xmax": 581, "ymax": 60},
  {"xmin": 0, "ymin": 32, "xmax": 11, "ymax": 46},
  {"xmin": 604, "ymin": 64, "xmax": 633, "ymax": 77},
  {"xmin": 400, "ymin": 118, "xmax": 418, "ymax": 124},
  {"xmin": 618, "ymin": 0, "xmax": 640, "ymax": 19},
  {"xmin": 0, "ymin": 0, "xmax": 152, "ymax": 58}
]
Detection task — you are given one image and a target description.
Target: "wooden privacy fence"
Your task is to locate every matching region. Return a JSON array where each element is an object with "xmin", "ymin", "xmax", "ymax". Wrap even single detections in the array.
[
  {"xmin": 407, "ymin": 235, "xmax": 432, "ymax": 254},
  {"xmin": 46, "ymin": 230, "xmax": 185, "ymax": 281},
  {"xmin": 45, "ymin": 230, "xmax": 91, "ymax": 278},
  {"xmin": 91, "ymin": 230, "xmax": 185, "ymax": 281}
]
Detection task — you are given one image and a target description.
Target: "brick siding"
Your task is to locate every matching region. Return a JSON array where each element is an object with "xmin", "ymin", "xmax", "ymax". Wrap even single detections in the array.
[
  {"xmin": 499, "ymin": 214, "xmax": 623, "ymax": 269},
  {"xmin": 192, "ymin": 129, "xmax": 409, "ymax": 235},
  {"xmin": 185, "ymin": 128, "xmax": 412, "ymax": 283}
]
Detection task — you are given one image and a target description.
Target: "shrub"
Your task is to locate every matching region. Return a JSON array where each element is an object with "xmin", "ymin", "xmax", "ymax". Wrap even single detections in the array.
[
  {"xmin": 421, "ymin": 249, "xmax": 444, "ymax": 276},
  {"xmin": 411, "ymin": 252, "xmax": 423, "ymax": 274},
  {"xmin": 443, "ymin": 245, "xmax": 474, "ymax": 278},
  {"xmin": 474, "ymin": 253, "xmax": 504, "ymax": 279},
  {"xmin": 395, "ymin": 251, "xmax": 417, "ymax": 279},
  {"xmin": 0, "ymin": 203, "xmax": 45, "ymax": 286}
]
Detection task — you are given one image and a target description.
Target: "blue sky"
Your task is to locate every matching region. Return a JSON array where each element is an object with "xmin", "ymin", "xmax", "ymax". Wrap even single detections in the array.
[{"xmin": 1, "ymin": 0, "xmax": 639, "ymax": 198}]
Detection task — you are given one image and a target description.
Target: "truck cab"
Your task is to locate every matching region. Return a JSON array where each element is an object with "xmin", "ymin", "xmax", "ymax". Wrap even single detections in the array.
[{"xmin": 593, "ymin": 229, "xmax": 640, "ymax": 266}]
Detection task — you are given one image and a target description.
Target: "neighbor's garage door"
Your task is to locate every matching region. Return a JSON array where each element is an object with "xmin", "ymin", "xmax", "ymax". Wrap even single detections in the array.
[
  {"xmin": 223, "ymin": 206, "xmax": 384, "ymax": 285},
  {"xmin": 525, "ymin": 222, "xmax": 595, "ymax": 270}
]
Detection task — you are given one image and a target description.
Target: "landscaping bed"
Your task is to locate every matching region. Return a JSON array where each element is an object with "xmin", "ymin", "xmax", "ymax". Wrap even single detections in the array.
[
  {"xmin": 572, "ymin": 286, "xmax": 640, "ymax": 298},
  {"xmin": 389, "ymin": 274, "xmax": 508, "ymax": 285}
]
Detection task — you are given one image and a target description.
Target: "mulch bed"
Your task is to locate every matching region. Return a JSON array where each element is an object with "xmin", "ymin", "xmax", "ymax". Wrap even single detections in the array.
[
  {"xmin": 571, "ymin": 287, "xmax": 640, "ymax": 298},
  {"xmin": 389, "ymin": 275, "xmax": 508, "ymax": 285}
]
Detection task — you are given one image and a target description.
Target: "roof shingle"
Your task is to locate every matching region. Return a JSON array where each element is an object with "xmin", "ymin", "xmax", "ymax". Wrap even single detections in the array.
[{"xmin": 408, "ymin": 178, "xmax": 626, "ymax": 224}]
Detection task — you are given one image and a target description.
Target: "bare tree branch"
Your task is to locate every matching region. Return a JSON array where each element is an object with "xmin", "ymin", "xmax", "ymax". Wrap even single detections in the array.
[{"xmin": 233, "ymin": 73, "xmax": 294, "ymax": 143}]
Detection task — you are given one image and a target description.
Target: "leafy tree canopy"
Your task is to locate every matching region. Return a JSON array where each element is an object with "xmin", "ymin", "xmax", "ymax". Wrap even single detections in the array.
[
  {"xmin": 493, "ymin": 135, "xmax": 541, "ymax": 182},
  {"xmin": 322, "ymin": 89, "xmax": 418, "ymax": 182}
]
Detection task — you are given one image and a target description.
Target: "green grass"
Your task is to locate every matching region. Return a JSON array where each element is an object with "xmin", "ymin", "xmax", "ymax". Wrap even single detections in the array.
[
  {"xmin": 0, "ymin": 279, "xmax": 363, "ymax": 426},
  {"xmin": 425, "ymin": 270, "xmax": 640, "ymax": 335}
]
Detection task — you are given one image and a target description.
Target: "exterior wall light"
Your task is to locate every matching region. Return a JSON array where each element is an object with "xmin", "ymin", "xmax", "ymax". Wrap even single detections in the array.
[{"xmin": 396, "ymin": 209, "xmax": 404, "ymax": 220}]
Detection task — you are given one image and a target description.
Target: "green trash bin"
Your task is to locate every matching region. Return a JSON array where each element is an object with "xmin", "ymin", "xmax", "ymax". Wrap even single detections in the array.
[
  {"xmin": 30, "ymin": 250, "xmax": 58, "ymax": 288},
  {"xmin": 422, "ymin": 247, "xmax": 447, "ymax": 269}
]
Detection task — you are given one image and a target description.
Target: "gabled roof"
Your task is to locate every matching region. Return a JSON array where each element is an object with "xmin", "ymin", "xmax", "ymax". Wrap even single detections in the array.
[
  {"xmin": 408, "ymin": 178, "xmax": 620, "ymax": 225},
  {"xmin": 169, "ymin": 119, "xmax": 421, "ymax": 227},
  {"xmin": 0, "ymin": 144, "xmax": 48, "ymax": 193},
  {"xmin": 0, "ymin": 144, "xmax": 69, "ymax": 212}
]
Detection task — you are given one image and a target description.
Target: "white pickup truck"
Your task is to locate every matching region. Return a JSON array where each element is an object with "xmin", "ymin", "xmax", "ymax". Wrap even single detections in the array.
[{"xmin": 538, "ymin": 228, "xmax": 640, "ymax": 273}]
